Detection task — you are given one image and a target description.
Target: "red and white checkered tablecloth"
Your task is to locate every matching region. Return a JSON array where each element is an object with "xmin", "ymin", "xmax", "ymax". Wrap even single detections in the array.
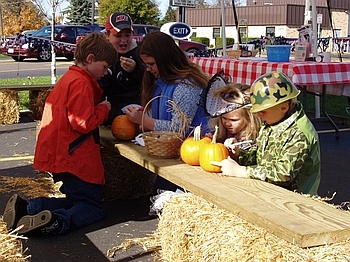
[{"xmin": 191, "ymin": 57, "xmax": 350, "ymax": 97}]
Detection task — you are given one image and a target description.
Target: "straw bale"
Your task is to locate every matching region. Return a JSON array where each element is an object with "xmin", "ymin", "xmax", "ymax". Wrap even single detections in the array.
[
  {"xmin": 0, "ymin": 172, "xmax": 64, "ymax": 199},
  {"xmin": 29, "ymin": 88, "xmax": 52, "ymax": 120},
  {"xmin": 0, "ymin": 90, "xmax": 20, "ymax": 125},
  {"xmin": 109, "ymin": 193, "xmax": 350, "ymax": 261},
  {"xmin": 101, "ymin": 148, "xmax": 155, "ymax": 201},
  {"xmin": 0, "ymin": 217, "xmax": 30, "ymax": 261}
]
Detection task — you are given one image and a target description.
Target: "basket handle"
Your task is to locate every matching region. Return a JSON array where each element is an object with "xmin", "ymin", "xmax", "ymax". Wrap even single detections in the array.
[{"xmin": 141, "ymin": 95, "xmax": 189, "ymax": 137}]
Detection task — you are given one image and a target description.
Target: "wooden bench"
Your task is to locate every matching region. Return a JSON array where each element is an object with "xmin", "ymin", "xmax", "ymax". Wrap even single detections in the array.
[
  {"xmin": 99, "ymin": 125, "xmax": 350, "ymax": 248},
  {"xmin": 0, "ymin": 84, "xmax": 54, "ymax": 91}
]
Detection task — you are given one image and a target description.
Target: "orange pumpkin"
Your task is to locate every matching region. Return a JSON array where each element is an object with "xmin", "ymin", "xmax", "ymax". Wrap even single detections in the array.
[
  {"xmin": 180, "ymin": 126, "xmax": 211, "ymax": 166},
  {"xmin": 111, "ymin": 115, "xmax": 138, "ymax": 141},
  {"xmin": 199, "ymin": 125, "xmax": 229, "ymax": 172}
]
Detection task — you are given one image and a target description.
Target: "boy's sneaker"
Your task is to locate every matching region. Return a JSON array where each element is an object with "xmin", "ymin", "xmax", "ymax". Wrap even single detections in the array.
[
  {"xmin": 3, "ymin": 194, "xmax": 28, "ymax": 230},
  {"xmin": 16, "ymin": 210, "xmax": 63, "ymax": 236}
]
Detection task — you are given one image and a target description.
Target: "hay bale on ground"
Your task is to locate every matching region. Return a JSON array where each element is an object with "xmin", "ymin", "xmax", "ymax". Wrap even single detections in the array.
[
  {"xmin": 0, "ymin": 217, "xmax": 30, "ymax": 261},
  {"xmin": 0, "ymin": 90, "xmax": 20, "ymax": 124},
  {"xmin": 0, "ymin": 172, "xmax": 64, "ymax": 199},
  {"xmin": 101, "ymin": 148, "xmax": 155, "ymax": 201},
  {"xmin": 108, "ymin": 193, "xmax": 350, "ymax": 261},
  {"xmin": 29, "ymin": 88, "xmax": 52, "ymax": 120}
]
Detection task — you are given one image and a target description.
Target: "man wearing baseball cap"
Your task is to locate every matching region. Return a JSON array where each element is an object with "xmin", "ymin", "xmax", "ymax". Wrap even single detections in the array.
[{"xmin": 98, "ymin": 12, "xmax": 144, "ymax": 125}]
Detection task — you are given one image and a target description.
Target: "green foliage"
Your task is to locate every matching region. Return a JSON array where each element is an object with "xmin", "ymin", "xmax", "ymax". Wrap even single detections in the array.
[
  {"xmin": 1, "ymin": 0, "xmax": 47, "ymax": 35},
  {"xmin": 191, "ymin": 37, "xmax": 210, "ymax": 46},
  {"xmin": 67, "ymin": 0, "xmax": 93, "ymax": 25},
  {"xmin": 160, "ymin": 7, "xmax": 177, "ymax": 25},
  {"xmin": 215, "ymin": 37, "xmax": 235, "ymax": 48},
  {"xmin": 98, "ymin": 0, "xmax": 160, "ymax": 26}
]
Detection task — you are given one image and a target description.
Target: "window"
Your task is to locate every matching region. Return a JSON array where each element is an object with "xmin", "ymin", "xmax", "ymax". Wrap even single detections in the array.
[
  {"xmin": 266, "ymin": 27, "xmax": 275, "ymax": 37},
  {"xmin": 213, "ymin": 28, "xmax": 220, "ymax": 39}
]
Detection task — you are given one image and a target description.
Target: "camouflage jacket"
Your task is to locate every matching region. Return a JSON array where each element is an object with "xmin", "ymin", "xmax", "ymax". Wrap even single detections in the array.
[{"xmin": 238, "ymin": 103, "xmax": 321, "ymax": 195}]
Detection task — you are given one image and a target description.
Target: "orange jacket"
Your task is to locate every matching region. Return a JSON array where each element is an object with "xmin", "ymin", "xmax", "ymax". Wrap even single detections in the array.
[{"xmin": 33, "ymin": 66, "xmax": 109, "ymax": 185}]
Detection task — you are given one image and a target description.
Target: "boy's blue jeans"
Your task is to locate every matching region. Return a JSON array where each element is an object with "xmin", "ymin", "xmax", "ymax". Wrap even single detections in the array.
[{"xmin": 27, "ymin": 173, "xmax": 105, "ymax": 234}]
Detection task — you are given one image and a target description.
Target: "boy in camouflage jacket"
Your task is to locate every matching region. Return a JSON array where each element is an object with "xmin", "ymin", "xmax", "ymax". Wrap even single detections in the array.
[{"xmin": 212, "ymin": 72, "xmax": 320, "ymax": 195}]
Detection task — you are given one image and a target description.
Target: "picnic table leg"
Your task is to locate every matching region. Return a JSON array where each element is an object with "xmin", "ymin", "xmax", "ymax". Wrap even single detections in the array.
[{"xmin": 321, "ymin": 85, "xmax": 339, "ymax": 140}]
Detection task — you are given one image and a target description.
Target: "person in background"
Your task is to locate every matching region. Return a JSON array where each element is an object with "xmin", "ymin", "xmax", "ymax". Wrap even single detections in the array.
[
  {"xmin": 211, "ymin": 72, "xmax": 321, "ymax": 196},
  {"xmin": 98, "ymin": 12, "xmax": 144, "ymax": 125},
  {"xmin": 125, "ymin": 31, "xmax": 209, "ymax": 192},
  {"xmin": 206, "ymin": 83, "xmax": 261, "ymax": 148},
  {"xmin": 2, "ymin": 32, "xmax": 118, "ymax": 236}
]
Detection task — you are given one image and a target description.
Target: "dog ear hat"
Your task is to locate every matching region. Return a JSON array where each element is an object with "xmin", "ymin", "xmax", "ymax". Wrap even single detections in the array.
[{"xmin": 204, "ymin": 70, "xmax": 251, "ymax": 117}]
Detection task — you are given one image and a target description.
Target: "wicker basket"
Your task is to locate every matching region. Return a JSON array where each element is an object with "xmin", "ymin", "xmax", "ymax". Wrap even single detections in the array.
[
  {"xmin": 142, "ymin": 96, "xmax": 186, "ymax": 159},
  {"xmin": 226, "ymin": 50, "xmax": 241, "ymax": 59},
  {"xmin": 143, "ymin": 131, "xmax": 183, "ymax": 159}
]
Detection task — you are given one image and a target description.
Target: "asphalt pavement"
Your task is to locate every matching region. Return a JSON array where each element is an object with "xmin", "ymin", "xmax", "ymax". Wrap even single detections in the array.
[
  {"xmin": 1, "ymin": 114, "xmax": 350, "ymax": 261},
  {"xmin": 0, "ymin": 116, "xmax": 158, "ymax": 262}
]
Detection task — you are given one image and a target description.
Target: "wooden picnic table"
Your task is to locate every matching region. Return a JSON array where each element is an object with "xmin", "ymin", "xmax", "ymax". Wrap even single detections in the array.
[{"xmin": 99, "ymin": 125, "xmax": 350, "ymax": 248}]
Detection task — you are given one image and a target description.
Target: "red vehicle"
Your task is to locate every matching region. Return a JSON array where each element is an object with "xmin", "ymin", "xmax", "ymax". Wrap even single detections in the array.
[{"xmin": 1, "ymin": 25, "xmax": 91, "ymax": 62}]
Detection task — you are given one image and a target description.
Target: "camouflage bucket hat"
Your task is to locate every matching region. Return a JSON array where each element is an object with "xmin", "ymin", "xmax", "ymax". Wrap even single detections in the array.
[{"xmin": 250, "ymin": 72, "xmax": 300, "ymax": 113}]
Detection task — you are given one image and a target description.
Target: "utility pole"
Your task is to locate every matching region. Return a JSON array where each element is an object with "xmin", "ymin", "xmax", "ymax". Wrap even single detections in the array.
[
  {"xmin": 91, "ymin": 0, "xmax": 94, "ymax": 24},
  {"xmin": 51, "ymin": 0, "xmax": 57, "ymax": 84},
  {"xmin": 0, "ymin": 0, "xmax": 4, "ymax": 38}
]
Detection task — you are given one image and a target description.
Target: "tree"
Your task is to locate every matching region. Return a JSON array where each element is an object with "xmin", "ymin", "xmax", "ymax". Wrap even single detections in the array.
[
  {"xmin": 98, "ymin": 0, "xmax": 160, "ymax": 26},
  {"xmin": 2, "ymin": 0, "xmax": 47, "ymax": 36},
  {"xmin": 160, "ymin": 7, "xmax": 177, "ymax": 25},
  {"xmin": 66, "ymin": 0, "xmax": 92, "ymax": 25}
]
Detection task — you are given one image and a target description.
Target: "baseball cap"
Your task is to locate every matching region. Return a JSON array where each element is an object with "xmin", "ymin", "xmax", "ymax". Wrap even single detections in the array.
[{"xmin": 105, "ymin": 12, "xmax": 133, "ymax": 35}]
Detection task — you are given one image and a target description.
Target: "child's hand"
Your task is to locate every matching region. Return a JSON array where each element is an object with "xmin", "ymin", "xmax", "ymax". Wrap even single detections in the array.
[
  {"xmin": 224, "ymin": 138, "xmax": 240, "ymax": 160},
  {"xmin": 210, "ymin": 158, "xmax": 247, "ymax": 178},
  {"xmin": 224, "ymin": 137, "xmax": 238, "ymax": 147},
  {"xmin": 120, "ymin": 56, "xmax": 136, "ymax": 73},
  {"xmin": 125, "ymin": 106, "xmax": 143, "ymax": 125},
  {"xmin": 99, "ymin": 100, "xmax": 111, "ymax": 111}
]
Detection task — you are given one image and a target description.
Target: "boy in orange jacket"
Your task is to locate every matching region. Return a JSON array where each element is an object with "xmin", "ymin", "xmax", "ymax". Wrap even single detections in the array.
[{"xmin": 3, "ymin": 32, "xmax": 118, "ymax": 235}]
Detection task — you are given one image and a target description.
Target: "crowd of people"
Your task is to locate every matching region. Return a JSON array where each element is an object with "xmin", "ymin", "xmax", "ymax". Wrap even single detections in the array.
[{"xmin": 2, "ymin": 12, "xmax": 321, "ymax": 237}]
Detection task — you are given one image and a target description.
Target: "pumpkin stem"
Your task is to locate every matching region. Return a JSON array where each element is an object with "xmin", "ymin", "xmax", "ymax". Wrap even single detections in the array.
[
  {"xmin": 212, "ymin": 125, "xmax": 218, "ymax": 144},
  {"xmin": 193, "ymin": 125, "xmax": 201, "ymax": 141}
]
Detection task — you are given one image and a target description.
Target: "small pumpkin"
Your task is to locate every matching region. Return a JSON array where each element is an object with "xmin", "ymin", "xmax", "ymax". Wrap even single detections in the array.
[
  {"xmin": 111, "ymin": 115, "xmax": 138, "ymax": 141},
  {"xmin": 199, "ymin": 125, "xmax": 229, "ymax": 172},
  {"xmin": 180, "ymin": 125, "xmax": 211, "ymax": 166}
]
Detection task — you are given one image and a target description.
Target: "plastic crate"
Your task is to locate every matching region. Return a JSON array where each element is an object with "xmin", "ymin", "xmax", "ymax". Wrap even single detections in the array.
[{"xmin": 266, "ymin": 45, "xmax": 291, "ymax": 62}]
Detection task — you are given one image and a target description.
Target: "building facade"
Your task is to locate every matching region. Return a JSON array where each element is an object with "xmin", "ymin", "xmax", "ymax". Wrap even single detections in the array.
[{"xmin": 180, "ymin": 0, "xmax": 350, "ymax": 48}]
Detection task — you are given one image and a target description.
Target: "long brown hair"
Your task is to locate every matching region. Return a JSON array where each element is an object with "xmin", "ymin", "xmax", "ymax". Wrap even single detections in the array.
[{"xmin": 137, "ymin": 31, "xmax": 209, "ymax": 105}]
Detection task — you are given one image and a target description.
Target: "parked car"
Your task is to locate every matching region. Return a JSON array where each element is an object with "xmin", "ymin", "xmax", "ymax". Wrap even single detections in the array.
[
  {"xmin": 84, "ymin": 24, "xmax": 105, "ymax": 32},
  {"xmin": 21, "ymin": 30, "xmax": 37, "ymax": 37},
  {"xmin": 132, "ymin": 24, "xmax": 207, "ymax": 53},
  {"xmin": 1, "ymin": 25, "xmax": 92, "ymax": 62}
]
